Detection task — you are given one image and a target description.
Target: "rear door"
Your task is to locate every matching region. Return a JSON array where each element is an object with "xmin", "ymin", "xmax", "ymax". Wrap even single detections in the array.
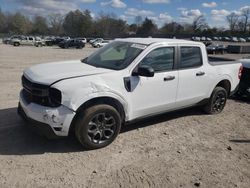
[{"xmin": 176, "ymin": 46, "xmax": 209, "ymax": 107}]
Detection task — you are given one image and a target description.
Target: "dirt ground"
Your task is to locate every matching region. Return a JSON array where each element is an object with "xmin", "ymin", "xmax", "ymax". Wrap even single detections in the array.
[{"xmin": 0, "ymin": 43, "xmax": 250, "ymax": 188}]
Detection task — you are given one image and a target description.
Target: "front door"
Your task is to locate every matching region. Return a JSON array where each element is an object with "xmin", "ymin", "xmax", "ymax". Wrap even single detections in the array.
[{"xmin": 128, "ymin": 47, "xmax": 179, "ymax": 120}]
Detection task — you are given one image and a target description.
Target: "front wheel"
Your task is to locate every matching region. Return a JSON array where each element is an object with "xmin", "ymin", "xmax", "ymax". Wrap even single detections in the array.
[
  {"xmin": 203, "ymin": 86, "xmax": 227, "ymax": 114},
  {"xmin": 75, "ymin": 104, "xmax": 121, "ymax": 149}
]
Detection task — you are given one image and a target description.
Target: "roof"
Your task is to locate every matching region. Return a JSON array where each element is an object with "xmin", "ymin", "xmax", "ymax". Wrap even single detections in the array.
[{"xmin": 115, "ymin": 38, "xmax": 201, "ymax": 45}]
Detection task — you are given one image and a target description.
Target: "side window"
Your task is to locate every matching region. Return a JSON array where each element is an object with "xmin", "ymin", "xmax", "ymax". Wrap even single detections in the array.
[
  {"xmin": 180, "ymin": 47, "xmax": 202, "ymax": 69},
  {"xmin": 140, "ymin": 47, "xmax": 174, "ymax": 72}
]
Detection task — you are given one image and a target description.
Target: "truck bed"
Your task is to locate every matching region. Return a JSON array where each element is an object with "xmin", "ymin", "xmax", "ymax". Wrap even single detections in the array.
[{"xmin": 208, "ymin": 56, "xmax": 240, "ymax": 66}]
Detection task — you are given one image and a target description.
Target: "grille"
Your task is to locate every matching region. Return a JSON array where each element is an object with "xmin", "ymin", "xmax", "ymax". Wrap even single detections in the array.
[{"xmin": 22, "ymin": 75, "xmax": 51, "ymax": 106}]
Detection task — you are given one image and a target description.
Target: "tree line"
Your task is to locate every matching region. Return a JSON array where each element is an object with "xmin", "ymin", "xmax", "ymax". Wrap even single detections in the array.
[{"xmin": 0, "ymin": 8, "xmax": 249, "ymax": 38}]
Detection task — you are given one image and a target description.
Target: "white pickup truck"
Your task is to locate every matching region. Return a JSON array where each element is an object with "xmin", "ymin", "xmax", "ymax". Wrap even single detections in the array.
[
  {"xmin": 12, "ymin": 36, "xmax": 45, "ymax": 47},
  {"xmin": 18, "ymin": 38, "xmax": 242, "ymax": 149}
]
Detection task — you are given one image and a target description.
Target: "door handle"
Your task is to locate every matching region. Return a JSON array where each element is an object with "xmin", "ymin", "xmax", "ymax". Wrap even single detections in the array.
[
  {"xmin": 196, "ymin": 71, "xmax": 205, "ymax": 76},
  {"xmin": 164, "ymin": 76, "xmax": 175, "ymax": 81}
]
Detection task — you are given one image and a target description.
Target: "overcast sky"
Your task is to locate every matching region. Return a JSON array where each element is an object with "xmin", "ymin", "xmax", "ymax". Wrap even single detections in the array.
[{"xmin": 0, "ymin": 0, "xmax": 249, "ymax": 28}]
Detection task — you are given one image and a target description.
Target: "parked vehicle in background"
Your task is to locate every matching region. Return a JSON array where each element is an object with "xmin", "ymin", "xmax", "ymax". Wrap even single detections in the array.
[
  {"xmin": 18, "ymin": 38, "xmax": 242, "ymax": 149},
  {"xmin": 213, "ymin": 37, "xmax": 219, "ymax": 41},
  {"xmin": 201, "ymin": 37, "xmax": 206, "ymax": 41},
  {"xmin": 238, "ymin": 38, "xmax": 246, "ymax": 42},
  {"xmin": 10, "ymin": 36, "xmax": 46, "ymax": 47},
  {"xmin": 2, "ymin": 35, "xmax": 21, "ymax": 44},
  {"xmin": 2, "ymin": 37, "xmax": 11, "ymax": 44},
  {"xmin": 236, "ymin": 58, "xmax": 250, "ymax": 99},
  {"xmin": 206, "ymin": 44, "xmax": 227, "ymax": 54},
  {"xmin": 223, "ymin": 37, "xmax": 230, "ymax": 41},
  {"xmin": 231, "ymin": 37, "xmax": 238, "ymax": 42},
  {"xmin": 87, "ymin": 37, "xmax": 95, "ymax": 42},
  {"xmin": 11, "ymin": 36, "xmax": 36, "ymax": 46},
  {"xmin": 206, "ymin": 37, "xmax": 212, "ymax": 41},
  {"xmin": 34, "ymin": 37, "xmax": 46, "ymax": 47},
  {"xmin": 246, "ymin": 37, "xmax": 250, "ymax": 42},
  {"xmin": 58, "ymin": 39, "xmax": 85, "ymax": 49},
  {"xmin": 92, "ymin": 40, "xmax": 110, "ymax": 48},
  {"xmin": 44, "ymin": 37, "xmax": 55, "ymax": 46},
  {"xmin": 76, "ymin": 38, "xmax": 87, "ymax": 44},
  {"xmin": 89, "ymin": 38, "xmax": 103, "ymax": 44},
  {"xmin": 192, "ymin": 37, "xmax": 201, "ymax": 41},
  {"xmin": 52, "ymin": 37, "xmax": 65, "ymax": 45}
]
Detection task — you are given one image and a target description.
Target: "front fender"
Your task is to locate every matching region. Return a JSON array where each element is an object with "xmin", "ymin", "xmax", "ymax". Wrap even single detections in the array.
[
  {"xmin": 54, "ymin": 80, "xmax": 129, "ymax": 120},
  {"xmin": 69, "ymin": 91, "xmax": 128, "ymax": 116}
]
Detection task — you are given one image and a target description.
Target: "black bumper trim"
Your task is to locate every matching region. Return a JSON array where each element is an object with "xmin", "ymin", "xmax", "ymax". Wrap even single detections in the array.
[{"xmin": 18, "ymin": 103, "xmax": 59, "ymax": 139}]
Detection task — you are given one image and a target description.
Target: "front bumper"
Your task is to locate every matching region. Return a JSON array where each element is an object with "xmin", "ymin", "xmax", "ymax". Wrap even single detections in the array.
[
  {"xmin": 18, "ymin": 90, "xmax": 76, "ymax": 137},
  {"xmin": 18, "ymin": 103, "xmax": 58, "ymax": 139}
]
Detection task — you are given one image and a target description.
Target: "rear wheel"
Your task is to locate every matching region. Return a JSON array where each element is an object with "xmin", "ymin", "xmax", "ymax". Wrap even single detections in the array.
[
  {"xmin": 203, "ymin": 86, "xmax": 227, "ymax": 114},
  {"xmin": 75, "ymin": 104, "xmax": 121, "ymax": 149}
]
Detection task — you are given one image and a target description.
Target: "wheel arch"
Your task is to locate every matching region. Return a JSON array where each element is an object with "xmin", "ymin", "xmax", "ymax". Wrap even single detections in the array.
[
  {"xmin": 69, "ymin": 96, "xmax": 126, "ymax": 134},
  {"xmin": 215, "ymin": 79, "xmax": 231, "ymax": 96}
]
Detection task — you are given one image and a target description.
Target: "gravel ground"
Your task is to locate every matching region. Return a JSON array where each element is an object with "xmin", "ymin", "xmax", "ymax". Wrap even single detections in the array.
[{"xmin": 0, "ymin": 43, "xmax": 250, "ymax": 188}]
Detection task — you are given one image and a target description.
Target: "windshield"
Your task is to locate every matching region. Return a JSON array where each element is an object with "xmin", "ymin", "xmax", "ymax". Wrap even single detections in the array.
[{"xmin": 82, "ymin": 41, "xmax": 146, "ymax": 70}]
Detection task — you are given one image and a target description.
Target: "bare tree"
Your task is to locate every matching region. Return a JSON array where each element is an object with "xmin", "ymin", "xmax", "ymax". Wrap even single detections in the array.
[
  {"xmin": 192, "ymin": 15, "xmax": 208, "ymax": 32},
  {"xmin": 241, "ymin": 6, "xmax": 250, "ymax": 33},
  {"xmin": 237, "ymin": 18, "xmax": 245, "ymax": 32},
  {"xmin": 48, "ymin": 13, "xmax": 64, "ymax": 35},
  {"xmin": 227, "ymin": 13, "xmax": 239, "ymax": 32}
]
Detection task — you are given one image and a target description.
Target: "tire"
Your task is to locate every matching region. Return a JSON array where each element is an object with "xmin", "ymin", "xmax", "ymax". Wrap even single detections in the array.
[
  {"xmin": 14, "ymin": 42, "xmax": 20, "ymax": 46},
  {"xmin": 75, "ymin": 104, "xmax": 121, "ymax": 149},
  {"xmin": 203, "ymin": 86, "xmax": 227, "ymax": 114}
]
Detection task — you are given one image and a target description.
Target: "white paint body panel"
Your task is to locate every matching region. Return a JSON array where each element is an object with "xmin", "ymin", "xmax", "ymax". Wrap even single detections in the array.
[{"xmin": 19, "ymin": 38, "xmax": 241, "ymax": 136}]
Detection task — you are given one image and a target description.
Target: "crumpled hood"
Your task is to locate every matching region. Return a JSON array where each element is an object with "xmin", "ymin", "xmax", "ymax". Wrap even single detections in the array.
[{"xmin": 24, "ymin": 60, "xmax": 112, "ymax": 85}]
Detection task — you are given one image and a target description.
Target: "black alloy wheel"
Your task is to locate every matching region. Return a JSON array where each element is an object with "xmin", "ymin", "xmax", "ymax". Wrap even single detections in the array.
[
  {"xmin": 87, "ymin": 112, "xmax": 116, "ymax": 144},
  {"xmin": 203, "ymin": 86, "xmax": 227, "ymax": 114},
  {"xmin": 211, "ymin": 90, "xmax": 227, "ymax": 113},
  {"xmin": 75, "ymin": 104, "xmax": 121, "ymax": 149}
]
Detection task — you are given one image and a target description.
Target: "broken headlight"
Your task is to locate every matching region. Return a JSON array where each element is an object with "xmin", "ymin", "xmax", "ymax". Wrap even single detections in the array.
[{"xmin": 49, "ymin": 88, "xmax": 62, "ymax": 107}]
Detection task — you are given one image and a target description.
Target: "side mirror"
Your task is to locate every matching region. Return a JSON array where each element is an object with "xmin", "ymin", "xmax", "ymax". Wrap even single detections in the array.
[{"xmin": 133, "ymin": 65, "xmax": 154, "ymax": 77}]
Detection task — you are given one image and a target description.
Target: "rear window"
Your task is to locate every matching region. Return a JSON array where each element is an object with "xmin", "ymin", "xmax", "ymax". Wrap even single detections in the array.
[{"xmin": 180, "ymin": 47, "xmax": 202, "ymax": 69}]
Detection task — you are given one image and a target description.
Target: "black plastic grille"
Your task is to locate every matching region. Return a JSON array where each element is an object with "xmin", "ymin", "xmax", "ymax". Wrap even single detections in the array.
[{"xmin": 22, "ymin": 75, "xmax": 51, "ymax": 106}]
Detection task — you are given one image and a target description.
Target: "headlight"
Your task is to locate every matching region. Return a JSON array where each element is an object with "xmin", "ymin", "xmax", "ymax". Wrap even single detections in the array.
[{"xmin": 49, "ymin": 88, "xmax": 62, "ymax": 107}]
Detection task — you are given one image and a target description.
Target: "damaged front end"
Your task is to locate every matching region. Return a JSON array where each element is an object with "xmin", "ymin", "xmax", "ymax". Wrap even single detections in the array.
[
  {"xmin": 18, "ymin": 75, "xmax": 76, "ymax": 137},
  {"xmin": 22, "ymin": 75, "xmax": 62, "ymax": 107}
]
